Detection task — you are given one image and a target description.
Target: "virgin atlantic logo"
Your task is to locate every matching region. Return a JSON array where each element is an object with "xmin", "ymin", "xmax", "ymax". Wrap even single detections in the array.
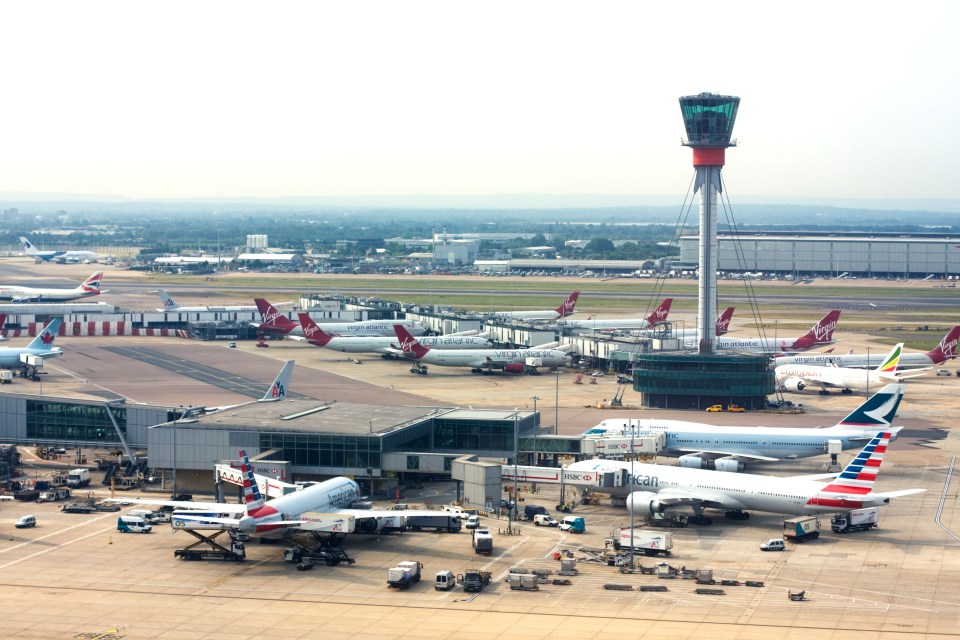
[{"xmin": 814, "ymin": 321, "xmax": 837, "ymax": 341}]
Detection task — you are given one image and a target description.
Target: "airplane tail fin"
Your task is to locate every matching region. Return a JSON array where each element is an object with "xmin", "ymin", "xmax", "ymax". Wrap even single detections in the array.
[
  {"xmin": 19, "ymin": 237, "xmax": 38, "ymax": 255},
  {"xmin": 715, "ymin": 307, "xmax": 735, "ymax": 335},
  {"xmin": 254, "ymin": 298, "xmax": 298, "ymax": 333},
  {"xmin": 27, "ymin": 317, "xmax": 63, "ymax": 350},
  {"xmin": 810, "ymin": 431, "xmax": 893, "ymax": 503},
  {"xmin": 925, "ymin": 325, "xmax": 960, "ymax": 364},
  {"xmin": 260, "ymin": 360, "xmax": 294, "ymax": 402},
  {"xmin": 875, "ymin": 343, "xmax": 904, "ymax": 375},
  {"xmin": 79, "ymin": 272, "xmax": 104, "ymax": 295},
  {"xmin": 646, "ymin": 298, "xmax": 673, "ymax": 327},
  {"xmin": 297, "ymin": 313, "xmax": 334, "ymax": 346},
  {"xmin": 556, "ymin": 292, "xmax": 580, "ymax": 318},
  {"xmin": 835, "ymin": 383, "xmax": 904, "ymax": 428},
  {"xmin": 158, "ymin": 290, "xmax": 178, "ymax": 310},
  {"xmin": 791, "ymin": 309, "xmax": 841, "ymax": 350},
  {"xmin": 237, "ymin": 450, "xmax": 266, "ymax": 512},
  {"xmin": 393, "ymin": 324, "xmax": 430, "ymax": 359}
]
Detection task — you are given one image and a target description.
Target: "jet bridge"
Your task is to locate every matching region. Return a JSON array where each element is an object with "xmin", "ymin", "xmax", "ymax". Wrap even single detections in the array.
[
  {"xmin": 500, "ymin": 465, "xmax": 629, "ymax": 490},
  {"xmin": 580, "ymin": 433, "xmax": 664, "ymax": 458}
]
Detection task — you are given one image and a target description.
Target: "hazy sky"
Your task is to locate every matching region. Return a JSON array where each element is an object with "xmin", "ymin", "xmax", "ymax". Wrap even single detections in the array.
[{"xmin": 2, "ymin": 1, "xmax": 959, "ymax": 202}]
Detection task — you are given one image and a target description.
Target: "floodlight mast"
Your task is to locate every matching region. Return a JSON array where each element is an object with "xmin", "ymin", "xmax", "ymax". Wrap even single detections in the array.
[{"xmin": 679, "ymin": 92, "xmax": 740, "ymax": 355}]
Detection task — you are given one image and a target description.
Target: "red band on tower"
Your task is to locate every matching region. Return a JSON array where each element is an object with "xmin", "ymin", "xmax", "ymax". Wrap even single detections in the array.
[{"xmin": 692, "ymin": 147, "xmax": 726, "ymax": 166}]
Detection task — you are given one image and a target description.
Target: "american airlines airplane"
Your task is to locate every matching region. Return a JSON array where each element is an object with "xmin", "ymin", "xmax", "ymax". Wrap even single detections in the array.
[
  {"xmin": 293, "ymin": 313, "xmax": 491, "ymax": 354},
  {"xmin": 556, "ymin": 298, "xmax": 673, "ymax": 333},
  {"xmin": 394, "ymin": 324, "xmax": 571, "ymax": 374},
  {"xmin": 252, "ymin": 298, "xmax": 426, "ymax": 338},
  {"xmin": 0, "ymin": 318, "xmax": 64, "ymax": 369},
  {"xmin": 488, "ymin": 291, "xmax": 579, "ymax": 321},
  {"xmin": 0, "ymin": 272, "xmax": 106, "ymax": 303},
  {"xmin": 19, "ymin": 236, "xmax": 100, "ymax": 264},
  {"xmin": 682, "ymin": 309, "xmax": 841, "ymax": 354},
  {"xmin": 776, "ymin": 344, "xmax": 928, "ymax": 394},
  {"xmin": 774, "ymin": 326, "xmax": 960, "ymax": 371},
  {"xmin": 569, "ymin": 429, "xmax": 923, "ymax": 523},
  {"xmin": 584, "ymin": 383, "xmax": 905, "ymax": 470}
]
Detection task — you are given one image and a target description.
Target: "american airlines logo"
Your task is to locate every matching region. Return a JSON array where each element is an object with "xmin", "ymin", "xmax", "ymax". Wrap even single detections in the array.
[
  {"xmin": 271, "ymin": 383, "xmax": 285, "ymax": 398},
  {"xmin": 164, "ymin": 298, "xmax": 176, "ymax": 308},
  {"xmin": 814, "ymin": 320, "xmax": 837, "ymax": 342}
]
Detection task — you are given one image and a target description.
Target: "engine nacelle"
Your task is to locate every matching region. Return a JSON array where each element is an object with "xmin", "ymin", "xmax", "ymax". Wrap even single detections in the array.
[
  {"xmin": 502, "ymin": 363, "xmax": 525, "ymax": 374},
  {"xmin": 713, "ymin": 457, "xmax": 745, "ymax": 473},
  {"xmin": 625, "ymin": 490, "xmax": 664, "ymax": 515},
  {"xmin": 678, "ymin": 454, "xmax": 709, "ymax": 469},
  {"xmin": 780, "ymin": 378, "xmax": 806, "ymax": 392}
]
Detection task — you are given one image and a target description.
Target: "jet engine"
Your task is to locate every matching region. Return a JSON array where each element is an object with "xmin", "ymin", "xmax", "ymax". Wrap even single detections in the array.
[
  {"xmin": 678, "ymin": 455, "xmax": 709, "ymax": 469},
  {"xmin": 780, "ymin": 378, "xmax": 806, "ymax": 392},
  {"xmin": 502, "ymin": 363, "xmax": 526, "ymax": 374},
  {"xmin": 625, "ymin": 491, "xmax": 664, "ymax": 515},
  {"xmin": 713, "ymin": 457, "xmax": 745, "ymax": 473}
]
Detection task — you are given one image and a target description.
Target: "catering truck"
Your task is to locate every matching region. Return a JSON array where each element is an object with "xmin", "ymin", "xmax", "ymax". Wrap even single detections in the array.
[
  {"xmin": 783, "ymin": 516, "xmax": 820, "ymax": 542},
  {"xmin": 66, "ymin": 469, "xmax": 91, "ymax": 488},
  {"xmin": 610, "ymin": 528, "xmax": 673, "ymax": 557},
  {"xmin": 831, "ymin": 507, "xmax": 879, "ymax": 533},
  {"xmin": 472, "ymin": 528, "xmax": 493, "ymax": 555},
  {"xmin": 387, "ymin": 560, "xmax": 422, "ymax": 589}
]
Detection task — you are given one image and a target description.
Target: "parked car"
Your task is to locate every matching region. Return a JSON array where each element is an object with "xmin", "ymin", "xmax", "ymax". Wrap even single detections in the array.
[
  {"xmin": 15, "ymin": 515, "xmax": 36, "ymax": 529},
  {"xmin": 760, "ymin": 538, "xmax": 785, "ymax": 551},
  {"xmin": 706, "ymin": 405, "xmax": 723, "ymax": 412}
]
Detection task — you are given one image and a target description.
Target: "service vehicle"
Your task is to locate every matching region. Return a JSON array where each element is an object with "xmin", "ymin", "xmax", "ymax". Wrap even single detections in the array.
[
  {"xmin": 726, "ymin": 404, "xmax": 745, "ymax": 412},
  {"xmin": 175, "ymin": 540, "xmax": 245, "ymax": 562},
  {"xmin": 434, "ymin": 571, "xmax": 456, "ymax": 591},
  {"xmin": 936, "ymin": 368, "xmax": 952, "ymax": 376},
  {"xmin": 387, "ymin": 560, "xmax": 422, "ymax": 589},
  {"xmin": 37, "ymin": 488, "xmax": 70, "ymax": 503},
  {"xmin": 533, "ymin": 514, "xmax": 558, "ymax": 527},
  {"xmin": 405, "ymin": 514, "xmax": 462, "ymax": 533},
  {"xmin": 464, "ymin": 515, "xmax": 481, "ymax": 529},
  {"xmin": 611, "ymin": 528, "xmax": 673, "ymax": 556},
  {"xmin": 15, "ymin": 515, "xmax": 36, "ymax": 528},
  {"xmin": 506, "ymin": 573, "xmax": 539, "ymax": 591},
  {"xmin": 559, "ymin": 515, "xmax": 585, "ymax": 533},
  {"xmin": 66, "ymin": 468, "xmax": 91, "ymax": 488},
  {"xmin": 705, "ymin": 405, "xmax": 723, "ymax": 412},
  {"xmin": 460, "ymin": 569, "xmax": 492, "ymax": 593},
  {"xmin": 472, "ymin": 528, "xmax": 493, "ymax": 555},
  {"xmin": 783, "ymin": 515, "xmax": 820, "ymax": 542},
  {"xmin": 831, "ymin": 507, "xmax": 879, "ymax": 533},
  {"xmin": 61, "ymin": 502, "xmax": 95, "ymax": 514},
  {"xmin": 644, "ymin": 512, "xmax": 688, "ymax": 528},
  {"xmin": 0, "ymin": 370, "xmax": 13, "ymax": 384},
  {"xmin": 760, "ymin": 538, "xmax": 785, "ymax": 551},
  {"xmin": 117, "ymin": 515, "xmax": 153, "ymax": 533},
  {"xmin": 523, "ymin": 504, "xmax": 548, "ymax": 520}
]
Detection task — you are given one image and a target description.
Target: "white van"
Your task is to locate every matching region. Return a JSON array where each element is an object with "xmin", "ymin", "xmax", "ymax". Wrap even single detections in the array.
[
  {"xmin": 760, "ymin": 538, "xmax": 785, "ymax": 551},
  {"xmin": 129, "ymin": 509, "xmax": 158, "ymax": 522},
  {"xmin": 117, "ymin": 515, "xmax": 153, "ymax": 533},
  {"xmin": 936, "ymin": 368, "xmax": 953, "ymax": 377},
  {"xmin": 435, "ymin": 570, "xmax": 456, "ymax": 591},
  {"xmin": 15, "ymin": 515, "xmax": 37, "ymax": 529}
]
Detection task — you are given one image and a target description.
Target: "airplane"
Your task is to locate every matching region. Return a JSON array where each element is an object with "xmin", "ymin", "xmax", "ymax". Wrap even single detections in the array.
[
  {"xmin": 19, "ymin": 236, "xmax": 100, "ymax": 264},
  {"xmin": 0, "ymin": 313, "xmax": 7, "ymax": 342},
  {"xmin": 568, "ymin": 429, "xmax": 924, "ymax": 523},
  {"xmin": 775, "ymin": 343, "xmax": 929, "ymax": 395},
  {"xmin": 682, "ymin": 309, "xmax": 841, "ymax": 354},
  {"xmin": 583, "ymin": 383, "xmax": 905, "ymax": 470},
  {"xmin": 556, "ymin": 298, "xmax": 673, "ymax": 333},
  {"xmin": 487, "ymin": 291, "xmax": 580, "ymax": 321},
  {"xmin": 116, "ymin": 449, "xmax": 457, "ymax": 539},
  {"xmin": 0, "ymin": 317, "xmax": 64, "ymax": 369},
  {"xmin": 292, "ymin": 313, "xmax": 492, "ymax": 354},
  {"xmin": 774, "ymin": 326, "xmax": 960, "ymax": 371},
  {"xmin": 393, "ymin": 324, "xmax": 571, "ymax": 374},
  {"xmin": 0, "ymin": 272, "xmax": 106, "ymax": 303},
  {"xmin": 639, "ymin": 305, "xmax": 734, "ymax": 338},
  {"xmin": 252, "ymin": 298, "xmax": 426, "ymax": 338},
  {"xmin": 157, "ymin": 290, "xmax": 293, "ymax": 313}
]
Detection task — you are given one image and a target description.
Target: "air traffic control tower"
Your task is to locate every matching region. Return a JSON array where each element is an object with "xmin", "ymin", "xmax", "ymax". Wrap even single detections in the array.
[{"xmin": 632, "ymin": 93, "xmax": 774, "ymax": 410}]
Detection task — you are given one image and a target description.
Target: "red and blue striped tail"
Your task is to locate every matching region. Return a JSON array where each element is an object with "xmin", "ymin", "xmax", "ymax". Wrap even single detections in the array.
[{"xmin": 238, "ymin": 450, "xmax": 265, "ymax": 512}]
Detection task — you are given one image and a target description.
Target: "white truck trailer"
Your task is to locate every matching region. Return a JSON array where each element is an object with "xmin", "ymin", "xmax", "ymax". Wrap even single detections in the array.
[
  {"xmin": 610, "ymin": 528, "xmax": 673, "ymax": 557},
  {"xmin": 831, "ymin": 508, "xmax": 879, "ymax": 533}
]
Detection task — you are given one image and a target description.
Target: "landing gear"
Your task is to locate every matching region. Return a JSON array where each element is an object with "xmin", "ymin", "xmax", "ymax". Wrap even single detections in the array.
[
  {"xmin": 724, "ymin": 510, "xmax": 750, "ymax": 520},
  {"xmin": 819, "ymin": 389, "xmax": 830, "ymax": 395},
  {"xmin": 256, "ymin": 330, "xmax": 270, "ymax": 348},
  {"xmin": 689, "ymin": 505, "xmax": 713, "ymax": 526},
  {"xmin": 841, "ymin": 388, "xmax": 853, "ymax": 394},
  {"xmin": 409, "ymin": 364, "xmax": 428, "ymax": 375}
]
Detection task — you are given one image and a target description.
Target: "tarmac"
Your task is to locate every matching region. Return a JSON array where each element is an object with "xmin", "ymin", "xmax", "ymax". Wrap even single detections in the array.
[{"xmin": 1, "ymin": 262, "xmax": 959, "ymax": 639}]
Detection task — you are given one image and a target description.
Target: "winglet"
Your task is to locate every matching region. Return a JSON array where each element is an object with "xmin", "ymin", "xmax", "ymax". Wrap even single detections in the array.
[{"xmin": 259, "ymin": 360, "xmax": 294, "ymax": 402}]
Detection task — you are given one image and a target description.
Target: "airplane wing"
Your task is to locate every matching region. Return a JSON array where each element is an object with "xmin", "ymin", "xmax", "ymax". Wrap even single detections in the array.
[
  {"xmin": 654, "ymin": 487, "xmax": 746, "ymax": 511},
  {"xmin": 106, "ymin": 498, "xmax": 247, "ymax": 513},
  {"xmin": 672, "ymin": 448, "xmax": 781, "ymax": 463}
]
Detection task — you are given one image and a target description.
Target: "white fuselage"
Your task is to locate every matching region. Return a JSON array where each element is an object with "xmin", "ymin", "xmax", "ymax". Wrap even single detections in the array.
[
  {"xmin": 490, "ymin": 310, "xmax": 563, "ymax": 321},
  {"xmin": 684, "ymin": 335, "xmax": 823, "ymax": 355},
  {"xmin": 775, "ymin": 352, "xmax": 938, "ymax": 371},
  {"xmin": 0, "ymin": 285, "xmax": 96, "ymax": 303},
  {"xmin": 0, "ymin": 346, "xmax": 62, "ymax": 369},
  {"xmin": 415, "ymin": 347, "xmax": 570, "ymax": 369},
  {"xmin": 558, "ymin": 318, "xmax": 652, "ymax": 332},
  {"xmin": 262, "ymin": 319, "xmax": 426, "ymax": 338},
  {"xmin": 585, "ymin": 418, "xmax": 891, "ymax": 460},
  {"xmin": 567, "ymin": 459, "xmax": 882, "ymax": 516},
  {"xmin": 775, "ymin": 365, "xmax": 894, "ymax": 391},
  {"xmin": 314, "ymin": 334, "xmax": 492, "ymax": 354}
]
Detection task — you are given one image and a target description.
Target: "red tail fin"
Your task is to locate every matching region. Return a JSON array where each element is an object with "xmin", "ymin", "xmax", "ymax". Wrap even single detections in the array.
[
  {"xmin": 646, "ymin": 298, "xmax": 672, "ymax": 327},
  {"xmin": 715, "ymin": 307, "xmax": 734, "ymax": 335},
  {"xmin": 393, "ymin": 324, "xmax": 430, "ymax": 359},
  {"xmin": 555, "ymin": 292, "xmax": 580, "ymax": 318},
  {"xmin": 789, "ymin": 309, "xmax": 841, "ymax": 350},
  {"xmin": 298, "ymin": 313, "xmax": 332, "ymax": 346},
  {"xmin": 926, "ymin": 325, "xmax": 960, "ymax": 364},
  {"xmin": 255, "ymin": 298, "xmax": 297, "ymax": 333},
  {"xmin": 0, "ymin": 313, "xmax": 6, "ymax": 338}
]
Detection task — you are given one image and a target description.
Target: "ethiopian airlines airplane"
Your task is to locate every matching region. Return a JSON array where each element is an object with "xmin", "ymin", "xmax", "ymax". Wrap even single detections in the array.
[
  {"xmin": 776, "ymin": 344, "xmax": 928, "ymax": 394},
  {"xmin": 568, "ymin": 429, "xmax": 924, "ymax": 522},
  {"xmin": 583, "ymin": 383, "xmax": 905, "ymax": 470},
  {"xmin": 774, "ymin": 326, "xmax": 960, "ymax": 371},
  {"xmin": 0, "ymin": 273, "xmax": 105, "ymax": 303}
]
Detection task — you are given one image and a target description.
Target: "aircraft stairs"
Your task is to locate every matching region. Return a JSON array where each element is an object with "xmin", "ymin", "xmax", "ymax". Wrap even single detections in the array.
[{"xmin": 101, "ymin": 463, "xmax": 119, "ymax": 485}]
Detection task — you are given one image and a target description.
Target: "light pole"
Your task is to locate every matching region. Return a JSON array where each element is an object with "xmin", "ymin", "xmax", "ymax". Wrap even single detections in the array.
[
  {"xmin": 630, "ymin": 427, "xmax": 636, "ymax": 569},
  {"xmin": 555, "ymin": 370, "xmax": 560, "ymax": 438},
  {"xmin": 530, "ymin": 396, "xmax": 541, "ymax": 465}
]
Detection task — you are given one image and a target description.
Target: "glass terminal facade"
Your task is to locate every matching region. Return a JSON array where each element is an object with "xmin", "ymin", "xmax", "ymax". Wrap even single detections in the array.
[{"xmin": 25, "ymin": 399, "xmax": 127, "ymax": 444}]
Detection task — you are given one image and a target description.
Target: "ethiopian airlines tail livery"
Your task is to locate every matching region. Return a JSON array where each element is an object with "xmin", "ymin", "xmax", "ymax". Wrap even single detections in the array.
[{"xmin": 776, "ymin": 343, "xmax": 928, "ymax": 394}]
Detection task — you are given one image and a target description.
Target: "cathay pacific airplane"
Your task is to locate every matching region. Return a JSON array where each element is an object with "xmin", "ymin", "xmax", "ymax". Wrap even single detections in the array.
[
  {"xmin": 583, "ymin": 383, "xmax": 905, "ymax": 470},
  {"xmin": 569, "ymin": 429, "xmax": 924, "ymax": 523}
]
